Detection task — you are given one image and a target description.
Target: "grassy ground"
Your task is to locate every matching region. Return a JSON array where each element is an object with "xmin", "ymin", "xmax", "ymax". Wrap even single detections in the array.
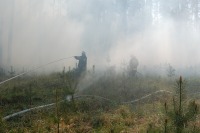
[{"xmin": 0, "ymin": 71, "xmax": 200, "ymax": 132}]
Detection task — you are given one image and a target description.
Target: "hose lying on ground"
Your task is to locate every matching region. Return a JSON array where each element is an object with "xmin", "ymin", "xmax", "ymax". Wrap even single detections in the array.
[
  {"xmin": 4, "ymin": 89, "xmax": 200, "ymax": 121},
  {"xmin": 122, "ymin": 90, "xmax": 173, "ymax": 104},
  {"xmin": 2, "ymin": 103, "xmax": 56, "ymax": 121},
  {"xmin": 2, "ymin": 90, "xmax": 173, "ymax": 121}
]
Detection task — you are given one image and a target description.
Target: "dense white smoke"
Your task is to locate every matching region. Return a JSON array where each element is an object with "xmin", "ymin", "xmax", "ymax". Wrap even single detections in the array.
[{"xmin": 0, "ymin": 0, "xmax": 200, "ymax": 74}]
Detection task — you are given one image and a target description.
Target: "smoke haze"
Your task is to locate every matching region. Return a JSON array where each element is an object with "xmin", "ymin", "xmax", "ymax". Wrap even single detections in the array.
[{"xmin": 0, "ymin": 0, "xmax": 200, "ymax": 73}]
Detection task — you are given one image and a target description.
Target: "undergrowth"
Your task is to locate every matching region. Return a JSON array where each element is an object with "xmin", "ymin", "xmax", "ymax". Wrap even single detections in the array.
[{"xmin": 0, "ymin": 70, "xmax": 199, "ymax": 132}]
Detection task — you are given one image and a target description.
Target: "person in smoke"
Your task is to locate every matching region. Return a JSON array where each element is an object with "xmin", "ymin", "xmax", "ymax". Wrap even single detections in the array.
[
  {"xmin": 74, "ymin": 51, "xmax": 87, "ymax": 75},
  {"xmin": 128, "ymin": 56, "xmax": 139, "ymax": 77}
]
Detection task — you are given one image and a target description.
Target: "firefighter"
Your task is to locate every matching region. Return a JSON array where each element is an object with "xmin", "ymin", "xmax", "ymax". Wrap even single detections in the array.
[
  {"xmin": 74, "ymin": 51, "xmax": 87, "ymax": 75},
  {"xmin": 128, "ymin": 56, "xmax": 139, "ymax": 77}
]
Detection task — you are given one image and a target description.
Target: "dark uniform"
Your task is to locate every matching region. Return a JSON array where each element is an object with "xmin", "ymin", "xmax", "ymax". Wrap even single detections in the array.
[
  {"xmin": 74, "ymin": 51, "xmax": 87, "ymax": 75},
  {"xmin": 128, "ymin": 56, "xmax": 139, "ymax": 77}
]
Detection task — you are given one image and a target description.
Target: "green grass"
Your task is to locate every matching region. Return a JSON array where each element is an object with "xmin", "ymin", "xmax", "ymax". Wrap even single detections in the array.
[{"xmin": 0, "ymin": 71, "xmax": 199, "ymax": 132}]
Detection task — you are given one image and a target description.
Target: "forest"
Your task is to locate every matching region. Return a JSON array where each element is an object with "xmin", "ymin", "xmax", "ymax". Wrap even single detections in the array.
[{"xmin": 0, "ymin": 0, "xmax": 200, "ymax": 132}]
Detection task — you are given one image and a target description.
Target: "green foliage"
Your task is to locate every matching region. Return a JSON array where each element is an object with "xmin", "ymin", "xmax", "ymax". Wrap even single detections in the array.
[
  {"xmin": 0, "ymin": 67, "xmax": 200, "ymax": 132},
  {"xmin": 0, "ymin": 114, "xmax": 6, "ymax": 133},
  {"xmin": 164, "ymin": 76, "xmax": 199, "ymax": 133}
]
